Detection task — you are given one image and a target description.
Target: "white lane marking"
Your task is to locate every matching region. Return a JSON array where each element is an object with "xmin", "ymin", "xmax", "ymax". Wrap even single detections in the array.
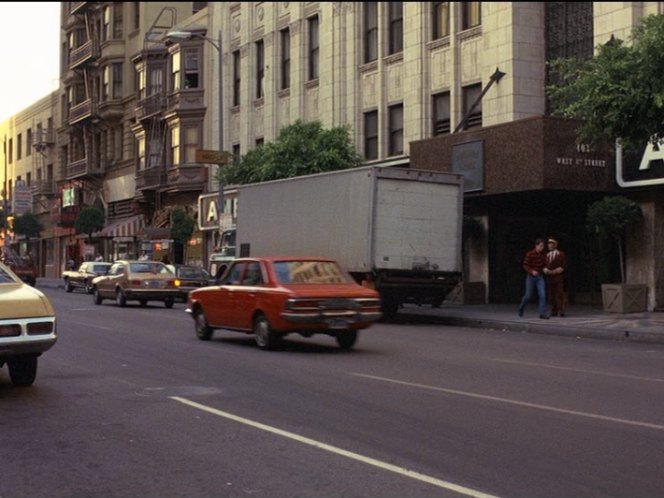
[
  {"xmin": 65, "ymin": 320, "xmax": 114, "ymax": 331},
  {"xmin": 170, "ymin": 396, "xmax": 500, "ymax": 498},
  {"xmin": 353, "ymin": 373, "xmax": 664, "ymax": 432},
  {"xmin": 491, "ymin": 358, "xmax": 664, "ymax": 383}
]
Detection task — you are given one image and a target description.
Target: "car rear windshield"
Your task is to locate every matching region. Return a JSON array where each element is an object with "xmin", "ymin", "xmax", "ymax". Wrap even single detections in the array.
[
  {"xmin": 93, "ymin": 264, "xmax": 111, "ymax": 274},
  {"xmin": 129, "ymin": 262, "xmax": 172, "ymax": 274},
  {"xmin": 273, "ymin": 261, "xmax": 351, "ymax": 284},
  {"xmin": 178, "ymin": 267, "xmax": 207, "ymax": 279}
]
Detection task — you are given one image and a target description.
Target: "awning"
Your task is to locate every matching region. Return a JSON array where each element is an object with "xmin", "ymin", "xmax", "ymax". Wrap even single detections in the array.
[{"xmin": 99, "ymin": 215, "xmax": 145, "ymax": 239}]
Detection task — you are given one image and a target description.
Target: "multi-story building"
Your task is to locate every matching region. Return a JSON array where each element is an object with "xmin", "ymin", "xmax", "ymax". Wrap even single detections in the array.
[
  {"xmin": 58, "ymin": 1, "xmax": 207, "ymax": 268},
  {"xmin": 171, "ymin": 2, "xmax": 661, "ymax": 309},
  {"xmin": 0, "ymin": 92, "xmax": 59, "ymax": 276}
]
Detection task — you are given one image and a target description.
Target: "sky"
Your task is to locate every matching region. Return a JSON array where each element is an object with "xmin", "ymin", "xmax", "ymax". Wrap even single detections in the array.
[{"xmin": 0, "ymin": 2, "xmax": 61, "ymax": 122}]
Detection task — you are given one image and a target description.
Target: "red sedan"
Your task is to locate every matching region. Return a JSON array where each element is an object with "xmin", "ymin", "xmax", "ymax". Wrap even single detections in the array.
[{"xmin": 186, "ymin": 257, "xmax": 382, "ymax": 350}]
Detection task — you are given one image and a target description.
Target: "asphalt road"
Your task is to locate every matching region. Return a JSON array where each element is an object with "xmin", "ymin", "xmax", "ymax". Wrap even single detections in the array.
[{"xmin": 1, "ymin": 288, "xmax": 663, "ymax": 498}]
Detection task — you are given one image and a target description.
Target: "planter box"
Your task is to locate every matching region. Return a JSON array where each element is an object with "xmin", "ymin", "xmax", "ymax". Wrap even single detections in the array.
[{"xmin": 601, "ymin": 283, "xmax": 647, "ymax": 313}]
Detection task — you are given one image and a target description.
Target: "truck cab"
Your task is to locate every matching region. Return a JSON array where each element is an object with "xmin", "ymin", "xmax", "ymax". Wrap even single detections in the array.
[{"xmin": 209, "ymin": 228, "xmax": 236, "ymax": 281}]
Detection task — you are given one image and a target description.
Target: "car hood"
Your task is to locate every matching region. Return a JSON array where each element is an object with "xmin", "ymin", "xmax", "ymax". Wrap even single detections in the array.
[
  {"xmin": 0, "ymin": 283, "xmax": 55, "ymax": 318},
  {"xmin": 280, "ymin": 283, "xmax": 379, "ymax": 299}
]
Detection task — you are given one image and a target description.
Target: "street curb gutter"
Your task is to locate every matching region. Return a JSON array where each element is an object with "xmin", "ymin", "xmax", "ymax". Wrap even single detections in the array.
[{"xmin": 399, "ymin": 313, "xmax": 664, "ymax": 346}]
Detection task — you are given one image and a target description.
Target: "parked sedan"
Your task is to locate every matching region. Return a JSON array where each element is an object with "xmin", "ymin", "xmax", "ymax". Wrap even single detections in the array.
[
  {"xmin": 186, "ymin": 257, "xmax": 382, "ymax": 350},
  {"xmin": 91, "ymin": 260, "xmax": 179, "ymax": 308},
  {"xmin": 166, "ymin": 264, "xmax": 212, "ymax": 302},
  {"xmin": 0, "ymin": 262, "xmax": 57, "ymax": 386},
  {"xmin": 63, "ymin": 261, "xmax": 112, "ymax": 293}
]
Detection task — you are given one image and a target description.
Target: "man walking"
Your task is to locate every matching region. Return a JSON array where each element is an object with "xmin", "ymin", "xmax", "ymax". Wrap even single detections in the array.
[
  {"xmin": 544, "ymin": 237, "xmax": 567, "ymax": 317},
  {"xmin": 518, "ymin": 238, "xmax": 549, "ymax": 319}
]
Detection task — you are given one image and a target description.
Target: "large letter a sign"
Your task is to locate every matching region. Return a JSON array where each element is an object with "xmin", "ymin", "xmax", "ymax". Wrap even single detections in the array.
[{"xmin": 639, "ymin": 140, "xmax": 664, "ymax": 170}]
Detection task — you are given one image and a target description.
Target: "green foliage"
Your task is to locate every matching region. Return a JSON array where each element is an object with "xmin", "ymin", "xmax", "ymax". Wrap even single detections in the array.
[
  {"xmin": 586, "ymin": 196, "xmax": 642, "ymax": 283},
  {"xmin": 170, "ymin": 207, "xmax": 195, "ymax": 245},
  {"xmin": 13, "ymin": 212, "xmax": 44, "ymax": 244},
  {"xmin": 74, "ymin": 206, "xmax": 105, "ymax": 242},
  {"xmin": 218, "ymin": 120, "xmax": 363, "ymax": 185},
  {"xmin": 547, "ymin": 15, "xmax": 664, "ymax": 150}
]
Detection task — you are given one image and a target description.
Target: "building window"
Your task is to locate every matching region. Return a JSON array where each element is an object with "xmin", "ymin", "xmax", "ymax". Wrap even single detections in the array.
[
  {"xmin": 281, "ymin": 28, "xmax": 290, "ymax": 90},
  {"xmin": 232, "ymin": 50, "xmax": 241, "ymax": 106},
  {"xmin": 184, "ymin": 127, "xmax": 199, "ymax": 164},
  {"xmin": 184, "ymin": 48, "xmax": 200, "ymax": 89},
  {"xmin": 26, "ymin": 128, "xmax": 32, "ymax": 157},
  {"xmin": 113, "ymin": 2, "xmax": 123, "ymax": 38},
  {"xmin": 26, "ymin": 172, "xmax": 31, "ymax": 187},
  {"xmin": 308, "ymin": 15, "xmax": 319, "ymax": 81},
  {"xmin": 364, "ymin": 111, "xmax": 378, "ymax": 160},
  {"xmin": 461, "ymin": 2, "xmax": 481, "ymax": 30},
  {"xmin": 432, "ymin": 2, "xmax": 450, "ymax": 39},
  {"xmin": 137, "ymin": 136, "xmax": 145, "ymax": 170},
  {"xmin": 149, "ymin": 67, "xmax": 163, "ymax": 96},
  {"xmin": 133, "ymin": 2, "xmax": 140, "ymax": 30},
  {"xmin": 462, "ymin": 83, "xmax": 482, "ymax": 128},
  {"xmin": 432, "ymin": 92, "xmax": 450, "ymax": 135},
  {"xmin": 255, "ymin": 40, "xmax": 264, "ymax": 99},
  {"xmin": 103, "ymin": 66, "xmax": 111, "ymax": 100},
  {"xmin": 364, "ymin": 2, "xmax": 378, "ymax": 63},
  {"xmin": 137, "ymin": 66, "xmax": 146, "ymax": 99},
  {"xmin": 232, "ymin": 143, "xmax": 241, "ymax": 163},
  {"xmin": 112, "ymin": 63, "xmax": 123, "ymax": 99},
  {"xmin": 255, "ymin": 137, "xmax": 264, "ymax": 148},
  {"xmin": 171, "ymin": 126, "xmax": 180, "ymax": 165},
  {"xmin": 171, "ymin": 51, "xmax": 181, "ymax": 91},
  {"xmin": 388, "ymin": 2, "xmax": 403, "ymax": 55},
  {"xmin": 102, "ymin": 5, "xmax": 111, "ymax": 41},
  {"xmin": 17, "ymin": 134, "xmax": 22, "ymax": 161},
  {"xmin": 388, "ymin": 104, "xmax": 404, "ymax": 156}
]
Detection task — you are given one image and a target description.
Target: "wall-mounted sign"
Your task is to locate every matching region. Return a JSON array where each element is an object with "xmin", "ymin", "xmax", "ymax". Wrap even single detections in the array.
[
  {"xmin": 12, "ymin": 180, "xmax": 32, "ymax": 215},
  {"xmin": 62, "ymin": 187, "xmax": 77, "ymax": 208},
  {"xmin": 197, "ymin": 191, "xmax": 237, "ymax": 231},
  {"xmin": 452, "ymin": 140, "xmax": 484, "ymax": 192},
  {"xmin": 616, "ymin": 140, "xmax": 664, "ymax": 187}
]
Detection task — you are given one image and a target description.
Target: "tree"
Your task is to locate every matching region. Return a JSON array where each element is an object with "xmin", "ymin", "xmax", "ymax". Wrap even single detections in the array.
[
  {"xmin": 74, "ymin": 206, "xmax": 105, "ymax": 243},
  {"xmin": 586, "ymin": 196, "xmax": 642, "ymax": 283},
  {"xmin": 12, "ymin": 212, "xmax": 43, "ymax": 248},
  {"xmin": 547, "ymin": 15, "xmax": 664, "ymax": 151},
  {"xmin": 218, "ymin": 120, "xmax": 363, "ymax": 185},
  {"xmin": 170, "ymin": 207, "xmax": 196, "ymax": 263}
]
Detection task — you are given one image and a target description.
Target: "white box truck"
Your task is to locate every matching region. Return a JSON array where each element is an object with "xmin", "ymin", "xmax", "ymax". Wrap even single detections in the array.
[{"xmin": 209, "ymin": 166, "xmax": 462, "ymax": 317}]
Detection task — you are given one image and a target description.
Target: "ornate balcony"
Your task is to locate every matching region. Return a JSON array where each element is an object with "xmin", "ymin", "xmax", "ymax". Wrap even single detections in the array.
[
  {"xmin": 135, "ymin": 93, "xmax": 167, "ymax": 121},
  {"xmin": 163, "ymin": 163, "xmax": 207, "ymax": 192},
  {"xmin": 69, "ymin": 40, "xmax": 99, "ymax": 70},
  {"xmin": 66, "ymin": 157, "xmax": 104, "ymax": 180},
  {"xmin": 136, "ymin": 167, "xmax": 167, "ymax": 191},
  {"xmin": 166, "ymin": 89, "xmax": 205, "ymax": 116},
  {"xmin": 68, "ymin": 99, "xmax": 96, "ymax": 125},
  {"xmin": 30, "ymin": 180, "xmax": 56, "ymax": 197}
]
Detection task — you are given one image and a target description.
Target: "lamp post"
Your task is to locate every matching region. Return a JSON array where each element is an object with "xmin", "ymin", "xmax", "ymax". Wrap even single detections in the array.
[{"xmin": 166, "ymin": 29, "xmax": 225, "ymax": 219}]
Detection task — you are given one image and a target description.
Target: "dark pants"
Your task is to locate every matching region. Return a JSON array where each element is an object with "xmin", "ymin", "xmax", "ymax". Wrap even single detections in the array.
[
  {"xmin": 547, "ymin": 279, "xmax": 566, "ymax": 314},
  {"xmin": 519, "ymin": 274, "xmax": 547, "ymax": 315}
]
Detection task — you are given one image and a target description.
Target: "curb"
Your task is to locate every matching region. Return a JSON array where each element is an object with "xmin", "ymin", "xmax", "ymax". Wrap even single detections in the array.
[{"xmin": 398, "ymin": 312, "xmax": 664, "ymax": 345}]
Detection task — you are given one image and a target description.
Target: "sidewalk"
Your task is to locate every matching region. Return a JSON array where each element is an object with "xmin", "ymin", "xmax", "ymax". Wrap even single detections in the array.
[
  {"xmin": 36, "ymin": 278, "xmax": 664, "ymax": 345},
  {"xmin": 400, "ymin": 303, "xmax": 664, "ymax": 345}
]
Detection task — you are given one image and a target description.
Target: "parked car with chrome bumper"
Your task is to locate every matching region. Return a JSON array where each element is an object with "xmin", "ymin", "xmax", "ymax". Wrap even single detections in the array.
[
  {"xmin": 91, "ymin": 260, "xmax": 180, "ymax": 308},
  {"xmin": 0, "ymin": 262, "xmax": 57, "ymax": 386}
]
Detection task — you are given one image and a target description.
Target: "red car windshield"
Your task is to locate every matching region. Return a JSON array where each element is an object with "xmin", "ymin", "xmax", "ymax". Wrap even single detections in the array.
[{"xmin": 273, "ymin": 261, "xmax": 351, "ymax": 284}]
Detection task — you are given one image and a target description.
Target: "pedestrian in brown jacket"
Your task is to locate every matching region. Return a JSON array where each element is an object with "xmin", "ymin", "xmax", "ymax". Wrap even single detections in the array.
[
  {"xmin": 518, "ymin": 238, "xmax": 549, "ymax": 319},
  {"xmin": 543, "ymin": 237, "xmax": 567, "ymax": 317}
]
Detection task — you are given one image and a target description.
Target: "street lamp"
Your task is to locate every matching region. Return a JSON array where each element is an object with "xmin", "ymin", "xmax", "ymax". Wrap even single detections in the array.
[{"xmin": 166, "ymin": 29, "xmax": 225, "ymax": 218}]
